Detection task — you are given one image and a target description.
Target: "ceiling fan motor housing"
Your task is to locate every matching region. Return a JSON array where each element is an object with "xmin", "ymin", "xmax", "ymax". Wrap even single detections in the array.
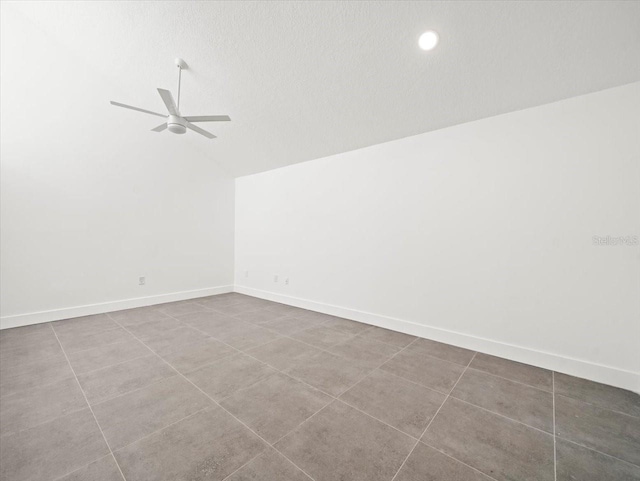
[{"xmin": 167, "ymin": 115, "xmax": 186, "ymax": 134}]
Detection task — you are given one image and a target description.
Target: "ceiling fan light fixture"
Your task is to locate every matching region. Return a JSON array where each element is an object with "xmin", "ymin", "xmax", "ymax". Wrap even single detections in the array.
[
  {"xmin": 167, "ymin": 115, "xmax": 186, "ymax": 134},
  {"xmin": 419, "ymin": 30, "xmax": 439, "ymax": 51}
]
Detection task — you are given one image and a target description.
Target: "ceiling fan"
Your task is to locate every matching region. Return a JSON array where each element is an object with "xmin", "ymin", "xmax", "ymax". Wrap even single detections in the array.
[{"xmin": 110, "ymin": 58, "xmax": 230, "ymax": 139}]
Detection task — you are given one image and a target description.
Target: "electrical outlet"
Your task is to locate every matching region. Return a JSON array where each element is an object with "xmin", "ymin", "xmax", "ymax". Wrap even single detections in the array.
[
  {"xmin": 244, "ymin": 270, "xmax": 249, "ymax": 278},
  {"xmin": 285, "ymin": 277, "xmax": 289, "ymax": 285},
  {"xmin": 274, "ymin": 274, "xmax": 279, "ymax": 283},
  {"xmin": 139, "ymin": 276, "xmax": 146, "ymax": 286}
]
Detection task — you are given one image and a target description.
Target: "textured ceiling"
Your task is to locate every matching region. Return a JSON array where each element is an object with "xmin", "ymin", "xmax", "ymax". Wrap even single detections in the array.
[{"xmin": 2, "ymin": 1, "xmax": 639, "ymax": 176}]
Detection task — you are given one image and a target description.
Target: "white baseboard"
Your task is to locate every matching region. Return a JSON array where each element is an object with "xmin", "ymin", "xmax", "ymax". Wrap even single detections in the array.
[
  {"xmin": 0, "ymin": 285, "xmax": 234, "ymax": 330},
  {"xmin": 234, "ymin": 285, "xmax": 640, "ymax": 393}
]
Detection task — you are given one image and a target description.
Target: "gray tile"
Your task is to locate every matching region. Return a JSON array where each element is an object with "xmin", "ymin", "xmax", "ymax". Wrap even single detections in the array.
[
  {"xmin": 52, "ymin": 314, "xmax": 119, "ymax": 336},
  {"xmin": 284, "ymin": 350, "xmax": 373, "ymax": 396},
  {"xmin": 0, "ymin": 355, "xmax": 74, "ymax": 398},
  {"xmin": 555, "ymin": 394, "xmax": 640, "ymax": 465},
  {"xmin": 0, "ymin": 408, "xmax": 109, "ymax": 481},
  {"xmin": 395, "ymin": 442, "xmax": 494, "ymax": 481},
  {"xmin": 340, "ymin": 369, "xmax": 445, "ymax": 438},
  {"xmin": 160, "ymin": 338, "xmax": 237, "ymax": 373},
  {"xmin": 556, "ymin": 437, "xmax": 640, "ymax": 481},
  {"xmin": 77, "ymin": 355, "xmax": 176, "ymax": 405},
  {"xmin": 276, "ymin": 400, "xmax": 414, "ymax": 481},
  {"xmin": 297, "ymin": 311, "xmax": 351, "ymax": 324},
  {"xmin": 320, "ymin": 317, "xmax": 371, "ymax": 335},
  {"xmin": 0, "ymin": 323, "xmax": 56, "ymax": 351},
  {"xmin": 143, "ymin": 326, "xmax": 209, "ymax": 356},
  {"xmin": 210, "ymin": 303, "xmax": 263, "ymax": 316},
  {"xmin": 358, "ymin": 326, "xmax": 416, "ymax": 348},
  {"xmin": 246, "ymin": 337, "xmax": 322, "ymax": 370},
  {"xmin": 407, "ymin": 338, "xmax": 475, "ymax": 366},
  {"xmin": 233, "ymin": 309, "xmax": 289, "ymax": 325},
  {"xmin": 125, "ymin": 317, "xmax": 183, "ymax": 340},
  {"xmin": 0, "ymin": 337, "xmax": 64, "ymax": 370},
  {"xmin": 422, "ymin": 397, "xmax": 555, "ymax": 481},
  {"xmin": 212, "ymin": 322, "xmax": 282, "ymax": 351},
  {"xmin": 178, "ymin": 310, "xmax": 241, "ymax": 336},
  {"xmin": 93, "ymin": 375, "xmax": 212, "ymax": 450},
  {"xmin": 220, "ymin": 373, "xmax": 332, "ymax": 443},
  {"xmin": 0, "ymin": 377, "xmax": 86, "ymax": 436},
  {"xmin": 56, "ymin": 327, "xmax": 133, "ymax": 353},
  {"xmin": 380, "ymin": 348, "xmax": 465, "ymax": 394},
  {"xmin": 193, "ymin": 295, "xmax": 250, "ymax": 309},
  {"xmin": 554, "ymin": 372, "xmax": 640, "ymax": 417},
  {"xmin": 226, "ymin": 449, "xmax": 312, "ymax": 481},
  {"xmin": 114, "ymin": 407, "xmax": 267, "ymax": 481},
  {"xmin": 57, "ymin": 455, "xmax": 124, "ymax": 481},
  {"xmin": 264, "ymin": 304, "xmax": 312, "ymax": 316},
  {"xmin": 155, "ymin": 300, "xmax": 210, "ymax": 317},
  {"xmin": 186, "ymin": 353, "xmax": 277, "ymax": 401},
  {"xmin": 451, "ymin": 368, "xmax": 554, "ymax": 432},
  {"xmin": 109, "ymin": 306, "xmax": 172, "ymax": 327},
  {"xmin": 469, "ymin": 353, "xmax": 552, "ymax": 391},
  {"xmin": 67, "ymin": 339, "xmax": 150, "ymax": 374},
  {"xmin": 328, "ymin": 335, "xmax": 401, "ymax": 369},
  {"xmin": 260, "ymin": 316, "xmax": 320, "ymax": 335},
  {"xmin": 290, "ymin": 325, "xmax": 357, "ymax": 349}
]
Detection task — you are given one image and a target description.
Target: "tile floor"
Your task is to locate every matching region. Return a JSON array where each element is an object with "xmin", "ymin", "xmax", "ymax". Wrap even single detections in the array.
[{"xmin": 1, "ymin": 293, "xmax": 639, "ymax": 481}]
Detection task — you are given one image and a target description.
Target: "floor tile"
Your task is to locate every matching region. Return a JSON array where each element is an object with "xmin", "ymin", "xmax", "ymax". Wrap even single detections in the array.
[
  {"xmin": 160, "ymin": 338, "xmax": 237, "ymax": 373},
  {"xmin": 233, "ymin": 308, "xmax": 289, "ymax": 324},
  {"xmin": 109, "ymin": 306, "xmax": 172, "ymax": 327},
  {"xmin": 142, "ymin": 326, "xmax": 209, "ymax": 357},
  {"xmin": 0, "ymin": 337, "xmax": 64, "ymax": 370},
  {"xmin": 0, "ymin": 355, "xmax": 74, "ymax": 398},
  {"xmin": 320, "ymin": 317, "xmax": 371, "ymax": 335},
  {"xmin": 67, "ymin": 339, "xmax": 150, "ymax": 374},
  {"xmin": 380, "ymin": 348, "xmax": 465, "ymax": 394},
  {"xmin": 114, "ymin": 407, "xmax": 267, "ymax": 481},
  {"xmin": 93, "ymin": 375, "xmax": 212, "ymax": 450},
  {"xmin": 0, "ymin": 408, "xmax": 109, "ymax": 481},
  {"xmin": 226, "ymin": 449, "xmax": 312, "ymax": 481},
  {"xmin": 212, "ymin": 322, "xmax": 282, "ymax": 351},
  {"xmin": 407, "ymin": 338, "xmax": 475, "ymax": 366},
  {"xmin": 469, "ymin": 353, "xmax": 552, "ymax": 391},
  {"xmin": 77, "ymin": 355, "xmax": 176, "ymax": 405},
  {"xmin": 186, "ymin": 353, "xmax": 277, "ymax": 400},
  {"xmin": 0, "ymin": 377, "xmax": 86, "ymax": 436},
  {"xmin": 264, "ymin": 304, "xmax": 312, "ymax": 316},
  {"xmin": 125, "ymin": 317, "xmax": 183, "ymax": 340},
  {"xmin": 57, "ymin": 455, "xmax": 124, "ymax": 481},
  {"xmin": 52, "ymin": 314, "xmax": 119, "ymax": 337},
  {"xmin": 555, "ymin": 394, "xmax": 640, "ymax": 465},
  {"xmin": 177, "ymin": 310, "xmax": 241, "ymax": 336},
  {"xmin": 451, "ymin": 368, "xmax": 553, "ymax": 432},
  {"xmin": 193, "ymin": 295, "xmax": 250, "ymax": 309},
  {"xmin": 284, "ymin": 350, "xmax": 373, "ymax": 396},
  {"xmin": 556, "ymin": 437, "xmax": 640, "ymax": 481},
  {"xmin": 0, "ymin": 324, "xmax": 56, "ymax": 352},
  {"xmin": 290, "ymin": 325, "xmax": 357, "ymax": 349},
  {"xmin": 155, "ymin": 300, "xmax": 210, "ymax": 317},
  {"xmin": 422, "ymin": 397, "xmax": 555, "ymax": 481},
  {"xmin": 56, "ymin": 327, "xmax": 133, "ymax": 353},
  {"xmin": 328, "ymin": 335, "xmax": 401, "ymax": 369},
  {"xmin": 357, "ymin": 326, "xmax": 416, "ymax": 348},
  {"xmin": 340, "ymin": 369, "xmax": 445, "ymax": 438},
  {"xmin": 246, "ymin": 337, "xmax": 321, "ymax": 370},
  {"xmin": 395, "ymin": 442, "xmax": 494, "ymax": 481},
  {"xmin": 296, "ymin": 311, "xmax": 350, "ymax": 324},
  {"xmin": 210, "ymin": 303, "xmax": 263, "ymax": 316},
  {"xmin": 220, "ymin": 373, "xmax": 332, "ymax": 443},
  {"xmin": 554, "ymin": 372, "xmax": 640, "ymax": 417},
  {"xmin": 260, "ymin": 316, "xmax": 320, "ymax": 335},
  {"xmin": 276, "ymin": 400, "xmax": 414, "ymax": 481}
]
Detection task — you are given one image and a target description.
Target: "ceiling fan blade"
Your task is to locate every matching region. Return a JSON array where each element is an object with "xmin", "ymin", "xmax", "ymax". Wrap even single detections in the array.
[
  {"xmin": 183, "ymin": 115, "xmax": 231, "ymax": 122},
  {"xmin": 157, "ymin": 88, "xmax": 178, "ymax": 115},
  {"xmin": 151, "ymin": 123, "xmax": 167, "ymax": 132},
  {"xmin": 110, "ymin": 101, "xmax": 166, "ymax": 118},
  {"xmin": 185, "ymin": 121, "xmax": 216, "ymax": 139}
]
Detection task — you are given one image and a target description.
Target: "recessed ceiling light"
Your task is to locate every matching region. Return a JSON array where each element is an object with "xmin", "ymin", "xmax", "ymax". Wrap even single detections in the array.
[{"xmin": 419, "ymin": 31, "xmax": 439, "ymax": 51}]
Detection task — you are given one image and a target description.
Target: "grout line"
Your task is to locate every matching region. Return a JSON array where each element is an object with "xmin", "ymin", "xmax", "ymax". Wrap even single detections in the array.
[
  {"xmin": 106, "ymin": 313, "xmax": 320, "ymax": 481},
  {"xmin": 553, "ymin": 392, "xmax": 640, "ymax": 420},
  {"xmin": 553, "ymin": 371, "xmax": 557, "ymax": 481},
  {"xmin": 0, "ymin": 405, "xmax": 89, "ymax": 440},
  {"xmin": 390, "ymin": 352, "xmax": 477, "ymax": 481},
  {"xmin": 49, "ymin": 454, "xmax": 117, "ymax": 481},
  {"xmin": 49, "ymin": 323, "xmax": 128, "ymax": 481},
  {"xmin": 555, "ymin": 435, "xmax": 640, "ymax": 469},
  {"xmin": 72, "ymin": 352, "xmax": 157, "ymax": 377},
  {"xmin": 419, "ymin": 439, "xmax": 501, "ymax": 481},
  {"xmin": 465, "ymin": 365, "xmax": 554, "ymax": 394},
  {"xmin": 219, "ymin": 449, "xmax": 267, "ymax": 481}
]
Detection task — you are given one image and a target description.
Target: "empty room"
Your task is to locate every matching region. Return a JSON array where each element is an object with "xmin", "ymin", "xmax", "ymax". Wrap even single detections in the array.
[{"xmin": 1, "ymin": 1, "xmax": 639, "ymax": 480}]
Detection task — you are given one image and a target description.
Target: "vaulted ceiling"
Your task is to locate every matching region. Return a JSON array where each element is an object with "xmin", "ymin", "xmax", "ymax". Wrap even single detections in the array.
[{"xmin": 2, "ymin": 1, "xmax": 639, "ymax": 176}]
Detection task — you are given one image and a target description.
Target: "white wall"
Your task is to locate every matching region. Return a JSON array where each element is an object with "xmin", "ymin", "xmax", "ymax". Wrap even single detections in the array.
[
  {"xmin": 0, "ymin": 4, "xmax": 235, "ymax": 328},
  {"xmin": 235, "ymin": 83, "xmax": 640, "ymax": 391}
]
